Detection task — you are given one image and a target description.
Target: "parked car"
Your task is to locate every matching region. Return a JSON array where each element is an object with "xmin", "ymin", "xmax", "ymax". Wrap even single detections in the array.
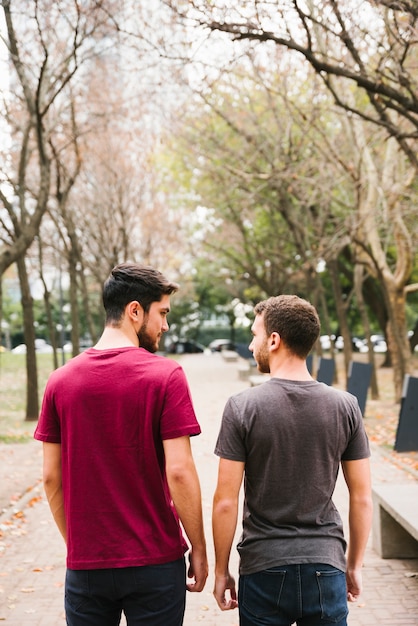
[
  {"xmin": 319, "ymin": 335, "xmax": 333, "ymax": 351},
  {"xmin": 334, "ymin": 336, "xmax": 365, "ymax": 351},
  {"xmin": 320, "ymin": 335, "xmax": 365, "ymax": 352},
  {"xmin": 358, "ymin": 335, "xmax": 387, "ymax": 353},
  {"xmin": 208, "ymin": 339, "xmax": 236, "ymax": 352},
  {"xmin": 352, "ymin": 336, "xmax": 364, "ymax": 351},
  {"xmin": 11, "ymin": 338, "xmax": 53, "ymax": 354},
  {"xmin": 35, "ymin": 339, "xmax": 53, "ymax": 353},
  {"xmin": 11, "ymin": 343, "xmax": 27, "ymax": 354},
  {"xmin": 166, "ymin": 340, "xmax": 206, "ymax": 354}
]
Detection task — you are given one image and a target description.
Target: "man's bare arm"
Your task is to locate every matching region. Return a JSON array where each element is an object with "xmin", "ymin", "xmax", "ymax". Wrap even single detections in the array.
[
  {"xmin": 342, "ymin": 457, "xmax": 373, "ymax": 602},
  {"xmin": 212, "ymin": 457, "xmax": 244, "ymax": 611},
  {"xmin": 43, "ymin": 442, "xmax": 67, "ymax": 543},
  {"xmin": 163, "ymin": 436, "xmax": 208, "ymax": 592}
]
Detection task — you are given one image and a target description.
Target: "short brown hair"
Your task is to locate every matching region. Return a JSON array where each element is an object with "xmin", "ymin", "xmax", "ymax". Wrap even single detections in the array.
[{"xmin": 254, "ymin": 295, "xmax": 320, "ymax": 358}]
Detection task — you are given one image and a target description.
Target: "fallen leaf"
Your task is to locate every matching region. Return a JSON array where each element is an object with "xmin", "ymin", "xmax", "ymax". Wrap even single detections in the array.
[{"xmin": 28, "ymin": 497, "xmax": 42, "ymax": 507}]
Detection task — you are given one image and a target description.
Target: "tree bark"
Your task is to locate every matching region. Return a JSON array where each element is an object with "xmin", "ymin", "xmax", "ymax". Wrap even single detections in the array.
[
  {"xmin": 68, "ymin": 250, "xmax": 80, "ymax": 357},
  {"xmin": 328, "ymin": 258, "xmax": 352, "ymax": 384},
  {"xmin": 16, "ymin": 257, "xmax": 39, "ymax": 421},
  {"xmin": 353, "ymin": 264, "xmax": 379, "ymax": 400}
]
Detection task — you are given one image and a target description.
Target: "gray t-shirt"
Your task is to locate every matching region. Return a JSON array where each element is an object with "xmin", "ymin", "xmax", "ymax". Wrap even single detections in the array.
[{"xmin": 214, "ymin": 377, "xmax": 370, "ymax": 575}]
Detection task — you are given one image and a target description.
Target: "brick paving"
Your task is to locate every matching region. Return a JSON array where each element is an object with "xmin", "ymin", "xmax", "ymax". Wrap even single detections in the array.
[{"xmin": 0, "ymin": 353, "xmax": 417, "ymax": 625}]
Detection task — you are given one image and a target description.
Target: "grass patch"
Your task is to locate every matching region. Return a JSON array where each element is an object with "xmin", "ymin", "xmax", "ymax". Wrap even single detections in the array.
[
  {"xmin": 0, "ymin": 351, "xmax": 55, "ymax": 440},
  {"xmin": 0, "ymin": 432, "xmax": 34, "ymax": 443}
]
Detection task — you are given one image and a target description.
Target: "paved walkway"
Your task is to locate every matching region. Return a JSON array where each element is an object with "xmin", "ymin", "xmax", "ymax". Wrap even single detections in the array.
[{"xmin": 0, "ymin": 353, "xmax": 417, "ymax": 625}]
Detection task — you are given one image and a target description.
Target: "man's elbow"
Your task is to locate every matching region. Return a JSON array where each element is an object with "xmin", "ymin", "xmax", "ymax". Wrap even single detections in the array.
[
  {"xmin": 166, "ymin": 459, "xmax": 196, "ymax": 486},
  {"xmin": 213, "ymin": 494, "xmax": 238, "ymax": 517},
  {"xmin": 43, "ymin": 471, "xmax": 62, "ymax": 498},
  {"xmin": 350, "ymin": 493, "xmax": 373, "ymax": 521},
  {"xmin": 351, "ymin": 492, "xmax": 373, "ymax": 508}
]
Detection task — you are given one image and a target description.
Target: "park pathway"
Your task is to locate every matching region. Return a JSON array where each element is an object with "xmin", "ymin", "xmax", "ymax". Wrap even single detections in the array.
[{"xmin": 0, "ymin": 352, "xmax": 417, "ymax": 624}]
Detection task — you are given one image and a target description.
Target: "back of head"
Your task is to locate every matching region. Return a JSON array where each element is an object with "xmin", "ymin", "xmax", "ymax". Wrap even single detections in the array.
[
  {"xmin": 103, "ymin": 263, "xmax": 179, "ymax": 324},
  {"xmin": 255, "ymin": 295, "xmax": 320, "ymax": 359}
]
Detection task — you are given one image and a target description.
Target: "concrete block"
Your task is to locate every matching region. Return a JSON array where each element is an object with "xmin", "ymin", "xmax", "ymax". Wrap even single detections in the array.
[{"xmin": 372, "ymin": 483, "xmax": 418, "ymax": 559}]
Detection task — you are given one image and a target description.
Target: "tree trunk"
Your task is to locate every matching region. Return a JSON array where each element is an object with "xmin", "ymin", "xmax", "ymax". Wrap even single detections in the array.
[
  {"xmin": 68, "ymin": 251, "xmax": 80, "ymax": 357},
  {"xmin": 38, "ymin": 239, "xmax": 59, "ymax": 370},
  {"xmin": 79, "ymin": 265, "xmax": 98, "ymax": 345},
  {"xmin": 354, "ymin": 264, "xmax": 379, "ymax": 399},
  {"xmin": 383, "ymin": 281, "xmax": 412, "ymax": 401},
  {"xmin": 328, "ymin": 259, "xmax": 352, "ymax": 384},
  {"xmin": 317, "ymin": 280, "xmax": 334, "ymax": 359},
  {"xmin": 16, "ymin": 257, "xmax": 39, "ymax": 421},
  {"xmin": 42, "ymin": 283, "xmax": 59, "ymax": 371}
]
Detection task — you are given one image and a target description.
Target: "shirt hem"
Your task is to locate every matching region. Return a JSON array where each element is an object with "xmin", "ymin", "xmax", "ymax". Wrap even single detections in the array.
[{"xmin": 67, "ymin": 549, "xmax": 187, "ymax": 570}]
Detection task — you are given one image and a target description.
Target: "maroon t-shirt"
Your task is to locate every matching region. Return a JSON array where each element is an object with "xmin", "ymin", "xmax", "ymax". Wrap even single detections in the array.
[{"xmin": 34, "ymin": 347, "xmax": 201, "ymax": 570}]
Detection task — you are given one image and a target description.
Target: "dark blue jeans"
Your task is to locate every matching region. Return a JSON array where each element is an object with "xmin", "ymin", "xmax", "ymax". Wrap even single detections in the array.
[
  {"xmin": 238, "ymin": 563, "xmax": 348, "ymax": 626},
  {"xmin": 65, "ymin": 558, "xmax": 186, "ymax": 626}
]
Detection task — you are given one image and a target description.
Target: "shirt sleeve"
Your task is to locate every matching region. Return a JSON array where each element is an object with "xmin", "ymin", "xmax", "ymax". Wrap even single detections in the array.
[
  {"xmin": 214, "ymin": 396, "xmax": 247, "ymax": 462},
  {"xmin": 159, "ymin": 365, "xmax": 201, "ymax": 440},
  {"xmin": 34, "ymin": 378, "xmax": 61, "ymax": 443},
  {"xmin": 341, "ymin": 396, "xmax": 371, "ymax": 461}
]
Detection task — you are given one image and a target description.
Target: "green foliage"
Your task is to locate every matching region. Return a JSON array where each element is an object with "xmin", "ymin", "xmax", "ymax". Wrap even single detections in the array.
[
  {"xmin": 164, "ymin": 61, "xmax": 361, "ymax": 303},
  {"xmin": 161, "ymin": 49, "xmax": 418, "ymax": 361}
]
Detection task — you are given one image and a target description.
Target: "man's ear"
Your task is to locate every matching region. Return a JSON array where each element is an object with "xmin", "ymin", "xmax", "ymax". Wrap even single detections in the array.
[
  {"xmin": 126, "ymin": 300, "xmax": 143, "ymax": 322},
  {"xmin": 269, "ymin": 332, "xmax": 281, "ymax": 351}
]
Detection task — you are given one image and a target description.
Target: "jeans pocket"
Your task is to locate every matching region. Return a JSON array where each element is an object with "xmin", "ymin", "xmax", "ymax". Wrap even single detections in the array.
[
  {"xmin": 65, "ymin": 569, "xmax": 91, "ymax": 613},
  {"xmin": 315, "ymin": 567, "xmax": 348, "ymax": 623},
  {"xmin": 132, "ymin": 559, "xmax": 186, "ymax": 613},
  {"xmin": 240, "ymin": 569, "xmax": 286, "ymax": 619}
]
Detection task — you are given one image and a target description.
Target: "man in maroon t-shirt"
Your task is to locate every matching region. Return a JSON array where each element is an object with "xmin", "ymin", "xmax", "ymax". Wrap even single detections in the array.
[{"xmin": 35, "ymin": 263, "xmax": 208, "ymax": 626}]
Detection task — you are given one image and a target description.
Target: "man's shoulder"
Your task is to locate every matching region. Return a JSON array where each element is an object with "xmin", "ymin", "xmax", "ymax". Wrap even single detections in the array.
[
  {"xmin": 228, "ymin": 381, "xmax": 271, "ymax": 406},
  {"xmin": 137, "ymin": 349, "xmax": 182, "ymax": 370},
  {"xmin": 319, "ymin": 382, "xmax": 359, "ymax": 405},
  {"xmin": 44, "ymin": 350, "xmax": 91, "ymax": 384}
]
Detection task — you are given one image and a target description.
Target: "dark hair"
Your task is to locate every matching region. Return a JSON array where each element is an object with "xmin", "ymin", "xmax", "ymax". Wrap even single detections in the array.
[
  {"xmin": 254, "ymin": 295, "xmax": 320, "ymax": 359},
  {"xmin": 102, "ymin": 263, "xmax": 179, "ymax": 324}
]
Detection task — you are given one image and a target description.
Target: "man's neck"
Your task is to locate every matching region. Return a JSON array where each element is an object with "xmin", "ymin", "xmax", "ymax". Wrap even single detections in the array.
[
  {"xmin": 269, "ymin": 354, "xmax": 313, "ymax": 381},
  {"xmin": 93, "ymin": 326, "xmax": 138, "ymax": 350}
]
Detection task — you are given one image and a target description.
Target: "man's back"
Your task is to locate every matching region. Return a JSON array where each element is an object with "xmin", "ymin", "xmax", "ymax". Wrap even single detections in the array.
[
  {"xmin": 215, "ymin": 377, "xmax": 369, "ymax": 575},
  {"xmin": 36, "ymin": 346, "xmax": 200, "ymax": 569}
]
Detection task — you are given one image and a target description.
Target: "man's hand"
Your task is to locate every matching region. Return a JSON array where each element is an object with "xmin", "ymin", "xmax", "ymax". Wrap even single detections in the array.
[
  {"xmin": 213, "ymin": 572, "xmax": 238, "ymax": 610},
  {"xmin": 186, "ymin": 547, "xmax": 208, "ymax": 592},
  {"xmin": 346, "ymin": 567, "xmax": 362, "ymax": 602}
]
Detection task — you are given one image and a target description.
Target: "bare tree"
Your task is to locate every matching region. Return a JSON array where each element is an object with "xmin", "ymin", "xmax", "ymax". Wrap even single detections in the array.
[
  {"xmin": 163, "ymin": 0, "xmax": 418, "ymax": 399},
  {"xmin": 0, "ymin": 0, "xmax": 121, "ymax": 418},
  {"xmin": 164, "ymin": 0, "xmax": 418, "ymax": 167}
]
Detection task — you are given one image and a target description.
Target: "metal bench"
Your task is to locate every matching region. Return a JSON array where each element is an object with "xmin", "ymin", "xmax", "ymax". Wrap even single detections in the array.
[{"xmin": 372, "ymin": 483, "xmax": 418, "ymax": 558}]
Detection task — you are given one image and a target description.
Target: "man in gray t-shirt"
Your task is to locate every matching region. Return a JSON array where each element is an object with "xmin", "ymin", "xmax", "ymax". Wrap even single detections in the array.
[{"xmin": 212, "ymin": 295, "xmax": 372, "ymax": 626}]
